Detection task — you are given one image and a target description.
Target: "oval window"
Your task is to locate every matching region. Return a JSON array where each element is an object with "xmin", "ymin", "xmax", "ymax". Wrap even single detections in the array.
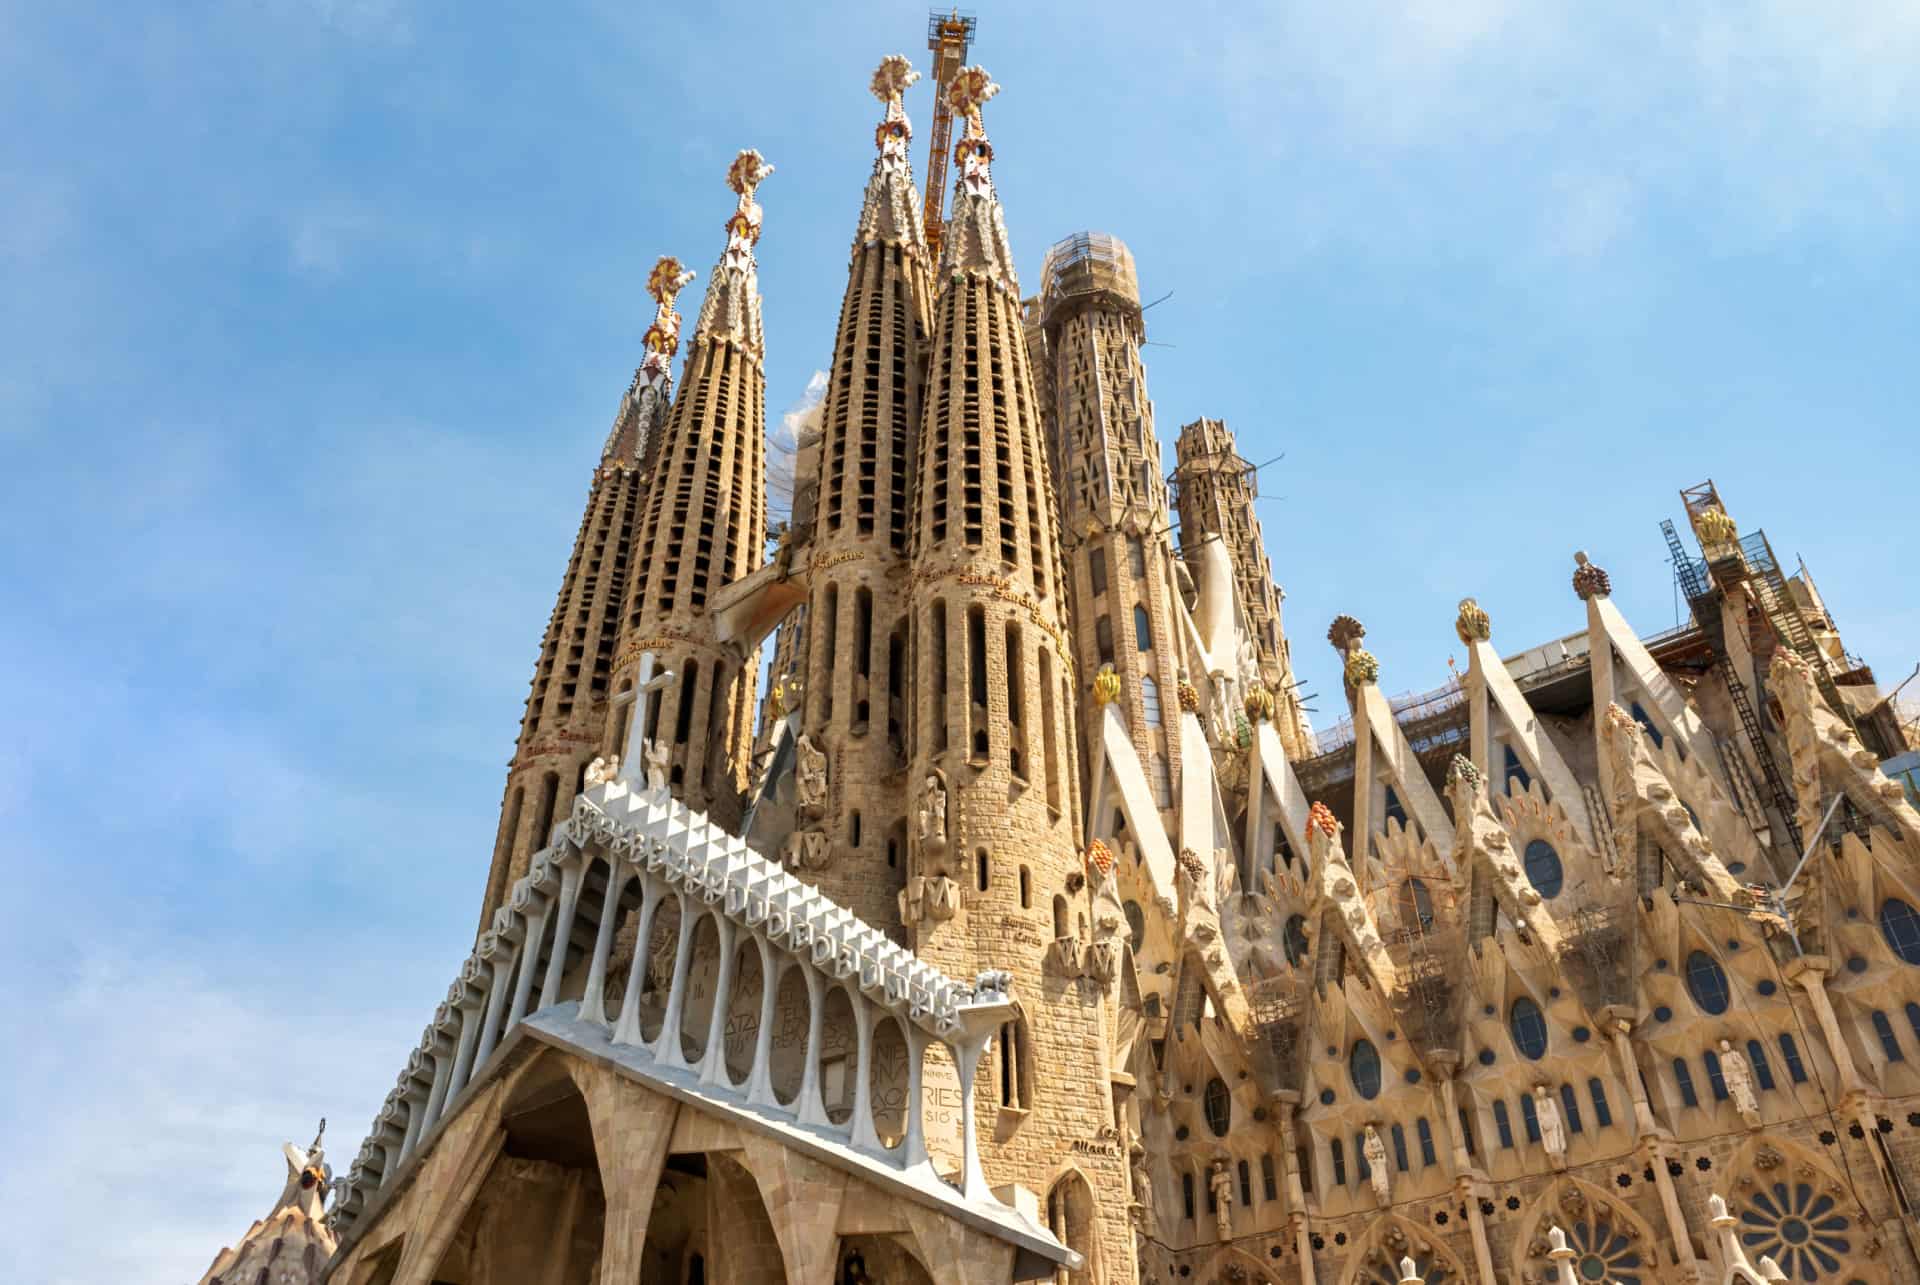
[
  {"xmin": 1880, "ymin": 899, "xmax": 1920, "ymax": 966},
  {"xmin": 1685, "ymin": 950, "xmax": 1731, "ymax": 1015},
  {"xmin": 1123, "ymin": 900, "xmax": 1145, "ymax": 950},
  {"xmin": 1350, "ymin": 1039, "xmax": 1382, "ymax": 1100},
  {"xmin": 1283, "ymin": 914, "xmax": 1309, "ymax": 967},
  {"xmin": 1204, "ymin": 1077, "xmax": 1232, "ymax": 1136},
  {"xmin": 1510, "ymin": 996, "xmax": 1548, "ymax": 1060},
  {"xmin": 1523, "ymin": 839, "xmax": 1564, "ymax": 899}
]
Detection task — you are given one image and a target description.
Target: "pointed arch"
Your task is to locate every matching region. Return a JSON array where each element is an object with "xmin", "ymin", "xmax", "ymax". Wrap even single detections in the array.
[
  {"xmin": 1717, "ymin": 1135, "xmax": 1890, "ymax": 1285},
  {"xmin": 1337, "ymin": 1212, "xmax": 1471, "ymax": 1285},
  {"xmin": 1041, "ymin": 1163, "xmax": 1103, "ymax": 1285},
  {"xmin": 1198, "ymin": 1244, "xmax": 1283, "ymax": 1284},
  {"xmin": 1509, "ymin": 1175, "xmax": 1663, "ymax": 1285}
]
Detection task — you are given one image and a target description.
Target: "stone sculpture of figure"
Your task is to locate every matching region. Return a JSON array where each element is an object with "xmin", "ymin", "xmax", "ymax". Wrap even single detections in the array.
[
  {"xmin": 1720, "ymin": 1039, "xmax": 1762, "ymax": 1127},
  {"xmin": 1363, "ymin": 1124, "xmax": 1392, "ymax": 1204},
  {"xmin": 1129, "ymin": 1142, "xmax": 1156, "ymax": 1233},
  {"xmin": 1533, "ymin": 1085, "xmax": 1567, "ymax": 1168},
  {"xmin": 583, "ymin": 755, "xmax": 619, "ymax": 789},
  {"xmin": 794, "ymin": 734, "xmax": 829, "ymax": 816},
  {"xmin": 642, "ymin": 738, "xmax": 670, "ymax": 792},
  {"xmin": 918, "ymin": 772, "xmax": 949, "ymax": 847},
  {"xmin": 1209, "ymin": 1159, "xmax": 1235, "ymax": 1241}
]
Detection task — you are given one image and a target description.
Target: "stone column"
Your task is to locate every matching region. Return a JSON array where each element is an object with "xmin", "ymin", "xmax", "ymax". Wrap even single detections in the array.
[
  {"xmin": 579, "ymin": 862, "xmax": 627, "ymax": 1026},
  {"xmin": 472, "ymin": 955, "xmax": 514, "ymax": 1068},
  {"xmin": 953, "ymin": 1035, "xmax": 991, "ymax": 1201},
  {"xmin": 653, "ymin": 898, "xmax": 699, "ymax": 1071},
  {"xmin": 611, "ymin": 880, "xmax": 664, "ymax": 1047},
  {"xmin": 445, "ymin": 995, "xmax": 484, "ymax": 1101},
  {"xmin": 1645, "ymin": 1140, "xmax": 1705, "ymax": 1282},
  {"xmin": 847, "ymin": 995, "xmax": 880, "ymax": 1151},
  {"xmin": 1787, "ymin": 957, "xmax": 1868, "ymax": 1094},
  {"xmin": 507, "ymin": 903, "xmax": 549, "ymax": 1027},
  {"xmin": 795, "ymin": 965, "xmax": 830, "ymax": 1128},
  {"xmin": 1290, "ymin": 1212, "xmax": 1317, "ymax": 1285},
  {"xmin": 744, "ymin": 939, "xmax": 782, "ymax": 1108},
  {"xmin": 1458, "ymin": 1177, "xmax": 1496, "ymax": 1284},
  {"xmin": 1605, "ymin": 1010, "xmax": 1657, "ymax": 1133},
  {"xmin": 539, "ymin": 862, "xmax": 584, "ymax": 1009},
  {"xmin": 697, "ymin": 916, "xmax": 739, "ymax": 1086},
  {"xmin": 420, "ymin": 1032, "xmax": 454, "ymax": 1133}
]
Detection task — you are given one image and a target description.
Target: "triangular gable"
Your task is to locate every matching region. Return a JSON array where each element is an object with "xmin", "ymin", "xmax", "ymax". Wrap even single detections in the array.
[
  {"xmin": 1586, "ymin": 591, "xmax": 1712, "ymax": 761},
  {"xmin": 1177, "ymin": 707, "xmax": 1235, "ymax": 888},
  {"xmin": 1247, "ymin": 721, "xmax": 1312, "ymax": 872},
  {"xmin": 1353, "ymin": 681, "xmax": 1455, "ymax": 870},
  {"xmin": 1464, "ymin": 633, "xmax": 1599, "ymax": 847},
  {"xmin": 1084, "ymin": 701, "xmax": 1179, "ymax": 905}
]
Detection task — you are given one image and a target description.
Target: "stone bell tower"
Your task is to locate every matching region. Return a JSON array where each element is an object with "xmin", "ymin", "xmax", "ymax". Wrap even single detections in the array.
[
  {"xmin": 1039, "ymin": 231, "xmax": 1185, "ymax": 803},
  {"xmin": 474, "ymin": 255, "xmax": 693, "ymax": 935},
  {"xmin": 902, "ymin": 66, "xmax": 1135, "ymax": 1282},
  {"xmin": 614, "ymin": 151, "xmax": 773, "ymax": 830},
  {"xmin": 783, "ymin": 55, "xmax": 935, "ymax": 931},
  {"xmin": 1172, "ymin": 416, "xmax": 1313, "ymax": 757}
]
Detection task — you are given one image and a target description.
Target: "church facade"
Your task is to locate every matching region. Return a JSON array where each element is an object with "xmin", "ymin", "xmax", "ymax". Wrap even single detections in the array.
[{"xmin": 263, "ymin": 46, "xmax": 1920, "ymax": 1285}]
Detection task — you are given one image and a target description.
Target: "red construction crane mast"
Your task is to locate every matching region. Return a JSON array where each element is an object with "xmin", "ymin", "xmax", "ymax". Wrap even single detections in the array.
[{"xmin": 922, "ymin": 9, "xmax": 977, "ymax": 262}]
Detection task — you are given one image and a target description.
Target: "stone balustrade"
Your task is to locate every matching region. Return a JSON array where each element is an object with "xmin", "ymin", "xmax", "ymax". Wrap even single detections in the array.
[{"xmin": 331, "ymin": 780, "xmax": 1019, "ymax": 1233}]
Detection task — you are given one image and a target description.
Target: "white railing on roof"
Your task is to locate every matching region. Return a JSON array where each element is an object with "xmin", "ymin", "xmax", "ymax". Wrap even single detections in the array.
[{"xmin": 331, "ymin": 780, "xmax": 1018, "ymax": 1233}]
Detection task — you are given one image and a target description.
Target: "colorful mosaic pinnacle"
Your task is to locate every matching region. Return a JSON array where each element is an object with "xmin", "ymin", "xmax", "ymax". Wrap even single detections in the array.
[
  {"xmin": 1454, "ymin": 596, "xmax": 1491, "ymax": 645},
  {"xmin": 725, "ymin": 149, "xmax": 774, "ymax": 243},
  {"xmin": 1692, "ymin": 504, "xmax": 1738, "ymax": 547},
  {"xmin": 1572, "ymin": 549, "xmax": 1611, "ymax": 600},
  {"xmin": 871, "ymin": 52, "xmax": 919, "ymax": 123},
  {"xmin": 1244, "ymin": 683, "xmax": 1276, "ymax": 724},
  {"xmin": 641, "ymin": 255, "xmax": 694, "ymax": 359},
  {"xmin": 1446, "ymin": 753, "xmax": 1485, "ymax": 791},
  {"xmin": 1344, "ymin": 647, "xmax": 1380, "ymax": 687},
  {"xmin": 1093, "ymin": 664, "xmax": 1123, "ymax": 707},
  {"xmin": 1327, "ymin": 612, "xmax": 1366, "ymax": 655},
  {"xmin": 948, "ymin": 63, "xmax": 999, "ymax": 136}
]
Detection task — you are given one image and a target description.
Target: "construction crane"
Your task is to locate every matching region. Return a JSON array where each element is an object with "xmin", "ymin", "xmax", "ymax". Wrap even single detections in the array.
[{"xmin": 922, "ymin": 9, "xmax": 977, "ymax": 261}]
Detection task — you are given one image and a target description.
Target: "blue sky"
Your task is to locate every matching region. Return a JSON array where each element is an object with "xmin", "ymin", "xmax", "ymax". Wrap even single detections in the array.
[{"xmin": 2, "ymin": 3, "xmax": 1916, "ymax": 1279}]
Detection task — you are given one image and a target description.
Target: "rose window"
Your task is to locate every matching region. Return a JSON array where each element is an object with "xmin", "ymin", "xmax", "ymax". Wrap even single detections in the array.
[
  {"xmin": 1559, "ymin": 1216, "xmax": 1644, "ymax": 1284},
  {"xmin": 1740, "ymin": 1181, "xmax": 1852, "ymax": 1281}
]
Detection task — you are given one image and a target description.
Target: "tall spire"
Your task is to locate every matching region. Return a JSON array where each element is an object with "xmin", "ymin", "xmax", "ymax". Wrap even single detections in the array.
[
  {"xmin": 855, "ymin": 54, "xmax": 927, "ymax": 247},
  {"xmin": 1038, "ymin": 231, "xmax": 1186, "ymax": 803},
  {"xmin": 690, "ymin": 149, "xmax": 773, "ymax": 363},
  {"xmin": 615, "ymin": 151, "xmax": 773, "ymax": 826},
  {"xmin": 602, "ymin": 255, "xmax": 694, "ymax": 464},
  {"xmin": 774, "ymin": 56, "xmax": 935, "ymax": 932},
  {"xmin": 936, "ymin": 65, "xmax": 1017, "ymax": 290},
  {"xmin": 902, "ymin": 68, "xmax": 1130, "ymax": 1271},
  {"xmin": 475, "ymin": 253, "xmax": 693, "ymax": 934}
]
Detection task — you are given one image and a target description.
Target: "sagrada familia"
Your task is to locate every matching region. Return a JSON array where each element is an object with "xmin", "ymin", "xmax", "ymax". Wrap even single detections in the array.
[{"xmin": 200, "ymin": 32, "xmax": 1920, "ymax": 1285}]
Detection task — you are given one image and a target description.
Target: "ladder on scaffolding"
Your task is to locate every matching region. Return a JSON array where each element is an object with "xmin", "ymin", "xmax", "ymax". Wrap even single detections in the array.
[
  {"xmin": 1662, "ymin": 518, "xmax": 1804, "ymax": 855},
  {"xmin": 1739, "ymin": 529, "xmax": 1867, "ymax": 742}
]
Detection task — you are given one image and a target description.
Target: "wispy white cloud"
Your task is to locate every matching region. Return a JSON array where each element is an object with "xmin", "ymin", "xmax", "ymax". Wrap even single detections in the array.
[
  {"xmin": 289, "ymin": 204, "xmax": 381, "ymax": 277},
  {"xmin": 0, "ymin": 945, "xmax": 424, "ymax": 1285},
  {"xmin": 251, "ymin": 0, "xmax": 417, "ymax": 44},
  {"xmin": 1190, "ymin": 1, "xmax": 1920, "ymax": 260}
]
